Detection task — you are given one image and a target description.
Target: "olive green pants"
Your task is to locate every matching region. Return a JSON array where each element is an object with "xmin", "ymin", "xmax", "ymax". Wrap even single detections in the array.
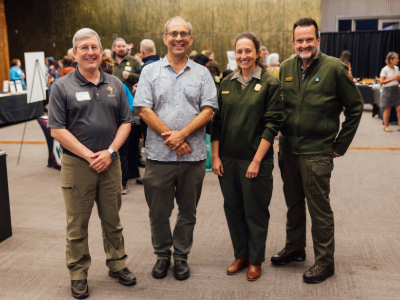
[
  {"xmin": 219, "ymin": 156, "xmax": 274, "ymax": 266},
  {"xmin": 143, "ymin": 159, "xmax": 206, "ymax": 261},
  {"xmin": 278, "ymin": 151, "xmax": 334, "ymax": 266},
  {"xmin": 61, "ymin": 154, "xmax": 127, "ymax": 280}
]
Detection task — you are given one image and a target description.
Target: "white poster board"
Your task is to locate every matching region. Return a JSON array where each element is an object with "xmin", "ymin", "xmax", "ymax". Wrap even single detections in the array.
[
  {"xmin": 227, "ymin": 51, "xmax": 237, "ymax": 71},
  {"xmin": 24, "ymin": 52, "xmax": 46, "ymax": 103},
  {"xmin": 9, "ymin": 81, "xmax": 16, "ymax": 93},
  {"xmin": 3, "ymin": 80, "xmax": 9, "ymax": 92}
]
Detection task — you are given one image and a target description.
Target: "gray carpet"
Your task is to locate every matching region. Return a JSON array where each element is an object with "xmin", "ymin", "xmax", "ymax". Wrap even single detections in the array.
[{"xmin": 0, "ymin": 108, "xmax": 399, "ymax": 299}]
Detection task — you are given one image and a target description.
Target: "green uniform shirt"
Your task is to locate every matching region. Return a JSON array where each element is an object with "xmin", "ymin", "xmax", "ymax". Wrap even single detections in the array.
[
  {"xmin": 211, "ymin": 68, "xmax": 284, "ymax": 161},
  {"xmin": 279, "ymin": 52, "xmax": 363, "ymax": 156},
  {"xmin": 112, "ymin": 55, "xmax": 141, "ymax": 91}
]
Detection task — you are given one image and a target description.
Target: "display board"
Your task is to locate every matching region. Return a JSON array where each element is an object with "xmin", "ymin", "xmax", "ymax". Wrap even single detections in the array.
[{"xmin": 24, "ymin": 52, "xmax": 46, "ymax": 103}]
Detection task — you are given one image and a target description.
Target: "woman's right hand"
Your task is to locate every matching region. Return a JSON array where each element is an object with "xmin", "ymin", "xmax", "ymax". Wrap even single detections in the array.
[{"xmin": 212, "ymin": 157, "xmax": 224, "ymax": 176}]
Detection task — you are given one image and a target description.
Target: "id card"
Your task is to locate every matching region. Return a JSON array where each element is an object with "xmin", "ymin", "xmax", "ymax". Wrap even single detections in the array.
[
  {"xmin": 76, "ymin": 92, "xmax": 91, "ymax": 101},
  {"xmin": 125, "ymin": 66, "xmax": 132, "ymax": 71}
]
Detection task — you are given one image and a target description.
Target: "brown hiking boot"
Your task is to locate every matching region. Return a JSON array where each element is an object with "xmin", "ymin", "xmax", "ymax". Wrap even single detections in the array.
[
  {"xmin": 303, "ymin": 264, "xmax": 334, "ymax": 283},
  {"xmin": 271, "ymin": 248, "xmax": 306, "ymax": 265},
  {"xmin": 71, "ymin": 280, "xmax": 89, "ymax": 299}
]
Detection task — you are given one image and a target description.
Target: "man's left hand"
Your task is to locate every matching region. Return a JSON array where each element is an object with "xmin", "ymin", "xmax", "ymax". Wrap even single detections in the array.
[
  {"xmin": 333, "ymin": 151, "xmax": 341, "ymax": 158},
  {"xmin": 161, "ymin": 131, "xmax": 187, "ymax": 150},
  {"xmin": 89, "ymin": 150, "xmax": 112, "ymax": 173},
  {"xmin": 122, "ymin": 71, "xmax": 130, "ymax": 79}
]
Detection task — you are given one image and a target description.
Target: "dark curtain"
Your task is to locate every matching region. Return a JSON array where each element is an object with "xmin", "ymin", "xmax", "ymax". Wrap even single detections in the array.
[{"xmin": 320, "ymin": 30, "xmax": 400, "ymax": 79}]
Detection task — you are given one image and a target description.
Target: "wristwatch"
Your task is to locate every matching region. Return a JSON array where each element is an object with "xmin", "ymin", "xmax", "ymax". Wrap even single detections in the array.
[{"xmin": 108, "ymin": 148, "xmax": 118, "ymax": 159}]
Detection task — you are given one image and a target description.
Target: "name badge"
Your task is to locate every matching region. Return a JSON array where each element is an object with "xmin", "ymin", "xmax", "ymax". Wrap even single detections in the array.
[
  {"xmin": 125, "ymin": 66, "xmax": 132, "ymax": 71},
  {"xmin": 221, "ymin": 91, "xmax": 230, "ymax": 94},
  {"xmin": 76, "ymin": 92, "xmax": 91, "ymax": 101},
  {"xmin": 285, "ymin": 77, "xmax": 293, "ymax": 82}
]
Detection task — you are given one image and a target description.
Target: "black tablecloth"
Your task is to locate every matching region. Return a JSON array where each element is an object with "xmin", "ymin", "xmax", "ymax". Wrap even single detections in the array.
[{"xmin": 0, "ymin": 94, "xmax": 44, "ymax": 125}]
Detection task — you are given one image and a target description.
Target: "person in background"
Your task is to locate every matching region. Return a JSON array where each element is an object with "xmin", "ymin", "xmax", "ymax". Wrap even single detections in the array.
[
  {"xmin": 260, "ymin": 46, "xmax": 269, "ymax": 64},
  {"xmin": 67, "ymin": 48, "xmax": 78, "ymax": 68},
  {"xmin": 45, "ymin": 57, "xmax": 54, "ymax": 80},
  {"xmin": 103, "ymin": 49, "xmax": 112, "ymax": 58},
  {"xmin": 134, "ymin": 53, "xmax": 143, "ymax": 66},
  {"xmin": 194, "ymin": 54, "xmax": 209, "ymax": 67},
  {"xmin": 126, "ymin": 44, "xmax": 133, "ymax": 57},
  {"xmin": 47, "ymin": 60, "xmax": 61, "ymax": 95},
  {"xmin": 340, "ymin": 50, "xmax": 353, "ymax": 79},
  {"xmin": 60, "ymin": 57, "xmax": 76, "ymax": 77},
  {"xmin": 100, "ymin": 56, "xmax": 134, "ymax": 195},
  {"xmin": 9, "ymin": 59, "xmax": 26, "ymax": 88},
  {"xmin": 205, "ymin": 49, "xmax": 220, "ymax": 77},
  {"xmin": 211, "ymin": 32, "xmax": 283, "ymax": 282},
  {"xmin": 380, "ymin": 52, "xmax": 400, "ymax": 132},
  {"xmin": 267, "ymin": 53, "xmax": 280, "ymax": 78}
]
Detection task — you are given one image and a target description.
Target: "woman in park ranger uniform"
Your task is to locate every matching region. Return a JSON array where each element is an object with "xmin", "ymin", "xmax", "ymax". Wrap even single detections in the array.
[{"xmin": 211, "ymin": 32, "xmax": 284, "ymax": 281}]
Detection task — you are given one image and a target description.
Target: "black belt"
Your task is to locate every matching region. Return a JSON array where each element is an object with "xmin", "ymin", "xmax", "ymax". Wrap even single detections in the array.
[{"xmin": 62, "ymin": 149, "xmax": 83, "ymax": 159}]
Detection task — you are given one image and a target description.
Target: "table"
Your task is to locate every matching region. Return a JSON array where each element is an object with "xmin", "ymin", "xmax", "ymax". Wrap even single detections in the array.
[
  {"xmin": 0, "ymin": 151, "xmax": 12, "ymax": 243},
  {"xmin": 0, "ymin": 93, "xmax": 44, "ymax": 125}
]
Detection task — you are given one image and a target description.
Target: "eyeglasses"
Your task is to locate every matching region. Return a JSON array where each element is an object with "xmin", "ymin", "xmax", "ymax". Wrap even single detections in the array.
[
  {"xmin": 76, "ymin": 46, "xmax": 100, "ymax": 53},
  {"xmin": 167, "ymin": 31, "xmax": 191, "ymax": 39}
]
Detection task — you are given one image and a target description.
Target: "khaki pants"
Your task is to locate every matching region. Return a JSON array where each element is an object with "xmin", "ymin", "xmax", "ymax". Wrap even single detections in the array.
[
  {"xmin": 278, "ymin": 151, "xmax": 335, "ymax": 266},
  {"xmin": 219, "ymin": 156, "xmax": 274, "ymax": 266},
  {"xmin": 143, "ymin": 159, "xmax": 206, "ymax": 261},
  {"xmin": 61, "ymin": 154, "xmax": 127, "ymax": 280}
]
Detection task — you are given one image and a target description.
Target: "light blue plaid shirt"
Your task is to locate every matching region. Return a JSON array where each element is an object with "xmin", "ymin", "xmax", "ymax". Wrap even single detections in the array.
[{"xmin": 134, "ymin": 55, "xmax": 218, "ymax": 162}]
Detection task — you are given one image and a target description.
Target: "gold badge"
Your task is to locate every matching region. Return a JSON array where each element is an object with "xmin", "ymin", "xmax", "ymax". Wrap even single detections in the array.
[
  {"xmin": 285, "ymin": 77, "xmax": 293, "ymax": 82},
  {"xmin": 126, "ymin": 62, "xmax": 130, "ymax": 66},
  {"xmin": 107, "ymin": 86, "xmax": 114, "ymax": 93},
  {"xmin": 254, "ymin": 84, "xmax": 262, "ymax": 91},
  {"xmin": 221, "ymin": 91, "xmax": 230, "ymax": 94}
]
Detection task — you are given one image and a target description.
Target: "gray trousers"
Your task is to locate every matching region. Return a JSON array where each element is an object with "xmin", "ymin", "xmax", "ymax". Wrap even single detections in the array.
[{"xmin": 143, "ymin": 159, "xmax": 206, "ymax": 261}]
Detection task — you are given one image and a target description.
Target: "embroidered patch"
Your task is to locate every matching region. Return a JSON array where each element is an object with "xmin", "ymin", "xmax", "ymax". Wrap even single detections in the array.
[
  {"xmin": 221, "ymin": 91, "xmax": 230, "ymax": 94},
  {"xmin": 285, "ymin": 77, "xmax": 293, "ymax": 82},
  {"xmin": 107, "ymin": 86, "xmax": 114, "ymax": 93}
]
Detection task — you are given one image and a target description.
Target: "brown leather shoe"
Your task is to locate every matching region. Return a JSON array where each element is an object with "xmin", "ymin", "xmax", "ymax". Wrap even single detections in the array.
[
  {"xmin": 227, "ymin": 258, "xmax": 248, "ymax": 275},
  {"xmin": 109, "ymin": 267, "xmax": 137, "ymax": 286},
  {"xmin": 247, "ymin": 264, "xmax": 261, "ymax": 281},
  {"xmin": 71, "ymin": 280, "xmax": 89, "ymax": 299},
  {"xmin": 303, "ymin": 264, "xmax": 334, "ymax": 283}
]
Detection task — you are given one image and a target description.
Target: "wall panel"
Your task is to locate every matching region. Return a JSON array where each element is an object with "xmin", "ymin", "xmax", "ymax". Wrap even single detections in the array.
[
  {"xmin": 4, "ymin": 0, "xmax": 321, "ymax": 71},
  {"xmin": 0, "ymin": 0, "xmax": 10, "ymax": 83}
]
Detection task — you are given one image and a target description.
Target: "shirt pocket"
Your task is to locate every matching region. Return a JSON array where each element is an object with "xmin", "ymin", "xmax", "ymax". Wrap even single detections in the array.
[{"xmin": 184, "ymin": 83, "xmax": 201, "ymax": 108}]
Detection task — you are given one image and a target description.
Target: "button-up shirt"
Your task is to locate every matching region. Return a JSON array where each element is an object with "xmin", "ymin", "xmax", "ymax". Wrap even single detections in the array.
[
  {"xmin": 231, "ymin": 65, "xmax": 262, "ymax": 89},
  {"xmin": 134, "ymin": 55, "xmax": 218, "ymax": 162}
]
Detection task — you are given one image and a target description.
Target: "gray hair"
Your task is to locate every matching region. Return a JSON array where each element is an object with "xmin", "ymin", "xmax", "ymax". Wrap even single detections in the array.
[
  {"xmin": 267, "ymin": 53, "xmax": 279, "ymax": 67},
  {"xmin": 140, "ymin": 39, "xmax": 156, "ymax": 54},
  {"xmin": 72, "ymin": 28, "xmax": 102, "ymax": 50},
  {"xmin": 112, "ymin": 38, "xmax": 126, "ymax": 48},
  {"xmin": 386, "ymin": 52, "xmax": 399, "ymax": 65},
  {"xmin": 260, "ymin": 46, "xmax": 268, "ymax": 51},
  {"xmin": 164, "ymin": 16, "xmax": 192, "ymax": 36}
]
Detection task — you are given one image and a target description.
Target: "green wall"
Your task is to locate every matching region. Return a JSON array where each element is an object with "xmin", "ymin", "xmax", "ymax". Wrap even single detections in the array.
[{"xmin": 5, "ymin": 0, "xmax": 321, "ymax": 70}]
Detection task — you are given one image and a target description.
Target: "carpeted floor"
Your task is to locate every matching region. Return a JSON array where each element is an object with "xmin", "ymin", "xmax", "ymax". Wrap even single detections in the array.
[{"xmin": 0, "ymin": 108, "xmax": 399, "ymax": 299}]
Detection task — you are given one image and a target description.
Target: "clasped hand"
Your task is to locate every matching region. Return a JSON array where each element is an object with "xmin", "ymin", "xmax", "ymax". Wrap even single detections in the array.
[
  {"xmin": 161, "ymin": 131, "xmax": 192, "ymax": 156},
  {"xmin": 87, "ymin": 150, "xmax": 112, "ymax": 173}
]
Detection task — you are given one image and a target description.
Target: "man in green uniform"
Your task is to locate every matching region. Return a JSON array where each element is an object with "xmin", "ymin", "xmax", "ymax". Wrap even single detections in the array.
[{"xmin": 271, "ymin": 18, "xmax": 363, "ymax": 283}]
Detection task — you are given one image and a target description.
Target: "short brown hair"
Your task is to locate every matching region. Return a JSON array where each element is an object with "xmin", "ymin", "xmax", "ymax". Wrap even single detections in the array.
[
  {"xmin": 293, "ymin": 18, "xmax": 319, "ymax": 40},
  {"xmin": 234, "ymin": 32, "xmax": 267, "ymax": 72},
  {"xmin": 100, "ymin": 57, "xmax": 114, "ymax": 74},
  {"xmin": 205, "ymin": 49, "xmax": 213, "ymax": 57},
  {"xmin": 62, "ymin": 57, "xmax": 73, "ymax": 67},
  {"xmin": 10, "ymin": 59, "xmax": 20, "ymax": 67}
]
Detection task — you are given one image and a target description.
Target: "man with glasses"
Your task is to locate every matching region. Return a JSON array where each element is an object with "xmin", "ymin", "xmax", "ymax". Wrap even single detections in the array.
[
  {"xmin": 134, "ymin": 16, "xmax": 218, "ymax": 281},
  {"xmin": 48, "ymin": 28, "xmax": 136, "ymax": 299}
]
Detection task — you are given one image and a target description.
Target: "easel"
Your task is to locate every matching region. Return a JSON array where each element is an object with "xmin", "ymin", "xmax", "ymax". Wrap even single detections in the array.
[{"xmin": 17, "ymin": 59, "xmax": 46, "ymax": 165}]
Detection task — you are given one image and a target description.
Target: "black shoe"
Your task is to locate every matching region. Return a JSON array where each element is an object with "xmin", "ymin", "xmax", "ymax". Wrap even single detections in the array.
[
  {"xmin": 152, "ymin": 259, "xmax": 170, "ymax": 279},
  {"xmin": 303, "ymin": 264, "xmax": 334, "ymax": 283},
  {"xmin": 108, "ymin": 267, "xmax": 137, "ymax": 286},
  {"xmin": 271, "ymin": 248, "xmax": 306, "ymax": 265},
  {"xmin": 136, "ymin": 178, "xmax": 143, "ymax": 185},
  {"xmin": 71, "ymin": 280, "xmax": 89, "ymax": 299},
  {"xmin": 174, "ymin": 260, "xmax": 190, "ymax": 281}
]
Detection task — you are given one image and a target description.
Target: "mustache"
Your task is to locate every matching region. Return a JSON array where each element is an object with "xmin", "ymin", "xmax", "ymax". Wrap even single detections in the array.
[{"xmin": 299, "ymin": 47, "xmax": 312, "ymax": 52}]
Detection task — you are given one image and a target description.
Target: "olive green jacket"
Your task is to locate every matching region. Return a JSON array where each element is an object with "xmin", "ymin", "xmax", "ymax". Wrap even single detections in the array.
[
  {"xmin": 279, "ymin": 52, "xmax": 363, "ymax": 156},
  {"xmin": 112, "ymin": 54, "xmax": 141, "ymax": 91},
  {"xmin": 211, "ymin": 69, "xmax": 284, "ymax": 161}
]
